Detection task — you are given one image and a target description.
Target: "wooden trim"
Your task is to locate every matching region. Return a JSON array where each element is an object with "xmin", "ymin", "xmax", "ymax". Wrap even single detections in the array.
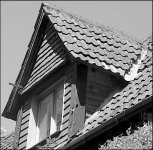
[
  {"xmin": 60, "ymin": 67, "xmax": 72, "ymax": 133},
  {"xmin": 24, "ymin": 62, "xmax": 71, "ymax": 97},
  {"xmin": 13, "ymin": 107, "xmax": 23, "ymax": 149},
  {"xmin": 60, "ymin": 77, "xmax": 66, "ymax": 131},
  {"xmin": 38, "ymin": 78, "xmax": 64, "ymax": 100},
  {"xmin": 68, "ymin": 63, "xmax": 88, "ymax": 138},
  {"xmin": 68, "ymin": 63, "xmax": 76, "ymax": 138},
  {"xmin": 26, "ymin": 96, "xmax": 38, "ymax": 149}
]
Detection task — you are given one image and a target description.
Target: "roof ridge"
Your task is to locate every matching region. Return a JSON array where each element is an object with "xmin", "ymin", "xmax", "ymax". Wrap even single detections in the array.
[{"xmin": 42, "ymin": 2, "xmax": 142, "ymax": 44}]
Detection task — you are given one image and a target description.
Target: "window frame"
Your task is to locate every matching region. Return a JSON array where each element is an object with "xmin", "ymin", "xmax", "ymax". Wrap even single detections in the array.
[
  {"xmin": 25, "ymin": 62, "xmax": 75, "ymax": 149},
  {"xmin": 36, "ymin": 78, "xmax": 65, "ymax": 143}
]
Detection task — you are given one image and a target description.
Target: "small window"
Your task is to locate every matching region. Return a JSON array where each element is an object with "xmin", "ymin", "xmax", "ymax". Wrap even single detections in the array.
[{"xmin": 36, "ymin": 84, "xmax": 64, "ymax": 142}]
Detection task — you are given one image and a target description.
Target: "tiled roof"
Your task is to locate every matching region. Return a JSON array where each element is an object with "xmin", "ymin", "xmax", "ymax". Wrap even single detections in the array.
[
  {"xmin": 138, "ymin": 35, "xmax": 152, "ymax": 71},
  {"xmin": 0, "ymin": 131, "xmax": 14, "ymax": 149},
  {"xmin": 2, "ymin": 2, "xmax": 147, "ymax": 120},
  {"xmin": 22, "ymin": 3, "xmax": 145, "ymax": 92},
  {"xmin": 43, "ymin": 39, "xmax": 152, "ymax": 149},
  {"xmin": 76, "ymin": 51, "xmax": 152, "ymax": 136},
  {"xmin": 42, "ymin": 3, "xmax": 143, "ymax": 79}
]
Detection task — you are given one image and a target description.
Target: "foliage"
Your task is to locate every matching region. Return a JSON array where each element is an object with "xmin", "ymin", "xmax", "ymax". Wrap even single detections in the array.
[
  {"xmin": 99, "ymin": 113, "xmax": 152, "ymax": 150},
  {"xmin": 1, "ymin": 128, "xmax": 7, "ymax": 139}
]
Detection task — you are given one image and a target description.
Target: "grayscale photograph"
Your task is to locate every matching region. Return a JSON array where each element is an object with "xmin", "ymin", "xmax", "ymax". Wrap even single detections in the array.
[{"xmin": 1, "ymin": 1, "xmax": 152, "ymax": 150}]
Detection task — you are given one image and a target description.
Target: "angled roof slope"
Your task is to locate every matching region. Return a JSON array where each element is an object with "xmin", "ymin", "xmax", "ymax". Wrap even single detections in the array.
[
  {"xmin": 22, "ymin": 3, "xmax": 145, "ymax": 93},
  {"xmin": 75, "ymin": 50, "xmax": 152, "ymax": 136},
  {"xmin": 42, "ymin": 3, "xmax": 143, "ymax": 79},
  {"xmin": 42, "ymin": 36, "xmax": 152, "ymax": 149},
  {"xmin": 0, "ymin": 131, "xmax": 15, "ymax": 150}
]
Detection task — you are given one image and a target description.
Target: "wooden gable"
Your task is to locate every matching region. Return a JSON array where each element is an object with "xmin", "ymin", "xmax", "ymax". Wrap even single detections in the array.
[
  {"xmin": 22, "ymin": 21, "xmax": 67, "ymax": 93},
  {"xmin": 2, "ymin": 6, "xmax": 71, "ymax": 120}
]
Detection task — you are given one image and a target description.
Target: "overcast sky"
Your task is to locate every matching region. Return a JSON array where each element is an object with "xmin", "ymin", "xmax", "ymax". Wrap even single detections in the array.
[{"xmin": 1, "ymin": 1, "xmax": 152, "ymax": 133}]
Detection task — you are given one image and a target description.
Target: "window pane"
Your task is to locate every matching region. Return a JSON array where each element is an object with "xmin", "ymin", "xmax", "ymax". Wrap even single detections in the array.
[
  {"xmin": 37, "ymin": 83, "xmax": 64, "ymax": 142},
  {"xmin": 55, "ymin": 85, "xmax": 64, "ymax": 130},
  {"xmin": 38, "ymin": 100, "xmax": 48, "ymax": 141},
  {"xmin": 38, "ymin": 93, "xmax": 53, "ymax": 141}
]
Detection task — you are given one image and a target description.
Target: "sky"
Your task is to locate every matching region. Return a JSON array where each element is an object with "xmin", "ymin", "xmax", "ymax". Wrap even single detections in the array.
[{"xmin": 1, "ymin": 1, "xmax": 152, "ymax": 134}]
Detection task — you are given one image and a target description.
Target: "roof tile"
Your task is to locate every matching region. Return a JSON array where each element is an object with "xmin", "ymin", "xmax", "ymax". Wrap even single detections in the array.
[{"xmin": 43, "ymin": 5, "xmax": 143, "ymax": 79}]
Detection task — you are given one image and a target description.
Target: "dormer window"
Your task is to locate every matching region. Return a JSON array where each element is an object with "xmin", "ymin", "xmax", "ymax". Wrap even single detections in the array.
[
  {"xmin": 36, "ymin": 84, "xmax": 64, "ymax": 142},
  {"xmin": 25, "ymin": 80, "xmax": 65, "ymax": 148}
]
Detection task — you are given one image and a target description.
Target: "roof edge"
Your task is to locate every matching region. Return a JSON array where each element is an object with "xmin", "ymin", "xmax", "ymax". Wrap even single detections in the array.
[
  {"xmin": 2, "ymin": 3, "xmax": 46, "ymax": 120},
  {"xmin": 42, "ymin": 2, "xmax": 142, "ymax": 45},
  {"xmin": 62, "ymin": 96, "xmax": 152, "ymax": 150}
]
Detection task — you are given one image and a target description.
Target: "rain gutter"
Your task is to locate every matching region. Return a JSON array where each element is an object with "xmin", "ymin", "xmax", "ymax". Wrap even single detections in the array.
[{"xmin": 62, "ymin": 96, "xmax": 152, "ymax": 150}]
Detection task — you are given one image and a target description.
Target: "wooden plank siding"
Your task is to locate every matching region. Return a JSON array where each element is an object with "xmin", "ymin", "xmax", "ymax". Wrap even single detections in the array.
[
  {"xmin": 56, "ymin": 68, "xmax": 73, "ymax": 145},
  {"xmin": 48, "ymin": 69, "xmax": 73, "ymax": 149},
  {"xmin": 68, "ymin": 63, "xmax": 88, "ymax": 138},
  {"xmin": 18, "ymin": 102, "xmax": 31, "ymax": 149},
  {"xmin": 85, "ymin": 68, "xmax": 114, "ymax": 120},
  {"xmin": 13, "ymin": 107, "xmax": 23, "ymax": 149},
  {"xmin": 23, "ymin": 22, "xmax": 67, "ymax": 92}
]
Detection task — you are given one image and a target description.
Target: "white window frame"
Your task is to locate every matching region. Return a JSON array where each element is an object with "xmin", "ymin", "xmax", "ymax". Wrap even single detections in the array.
[
  {"xmin": 26, "ymin": 78, "xmax": 65, "ymax": 148},
  {"xmin": 36, "ymin": 92, "xmax": 54, "ymax": 143}
]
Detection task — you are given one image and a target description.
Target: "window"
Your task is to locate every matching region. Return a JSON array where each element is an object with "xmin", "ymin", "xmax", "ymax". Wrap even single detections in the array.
[{"xmin": 36, "ymin": 84, "xmax": 64, "ymax": 143}]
